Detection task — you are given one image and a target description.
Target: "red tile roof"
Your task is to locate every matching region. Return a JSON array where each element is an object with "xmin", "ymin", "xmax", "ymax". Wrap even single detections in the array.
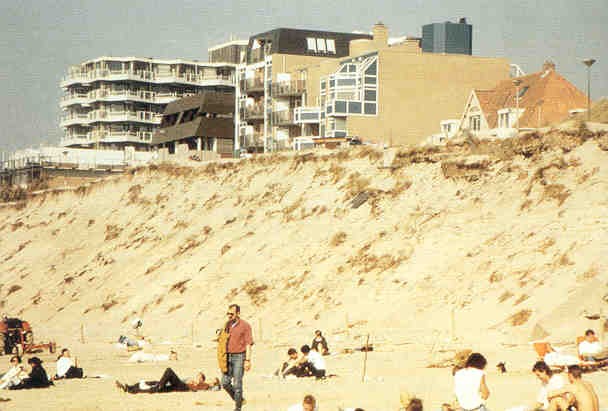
[{"xmin": 473, "ymin": 68, "xmax": 587, "ymax": 129}]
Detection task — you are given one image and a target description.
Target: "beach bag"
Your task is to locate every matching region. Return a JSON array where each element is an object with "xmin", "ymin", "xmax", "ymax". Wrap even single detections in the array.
[{"xmin": 216, "ymin": 327, "xmax": 229, "ymax": 374}]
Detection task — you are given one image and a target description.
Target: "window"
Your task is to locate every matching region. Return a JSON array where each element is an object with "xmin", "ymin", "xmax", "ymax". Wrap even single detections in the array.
[
  {"xmin": 364, "ymin": 89, "xmax": 376, "ymax": 101},
  {"xmin": 316, "ymin": 38, "xmax": 326, "ymax": 52},
  {"xmin": 365, "ymin": 61, "xmax": 377, "ymax": 75},
  {"xmin": 470, "ymin": 115, "xmax": 480, "ymax": 131},
  {"xmin": 517, "ymin": 86, "xmax": 529, "ymax": 98},
  {"xmin": 348, "ymin": 101, "xmax": 361, "ymax": 114},
  {"xmin": 364, "ymin": 103, "xmax": 376, "ymax": 115},
  {"xmin": 306, "ymin": 38, "xmax": 317, "ymax": 51},
  {"xmin": 326, "ymin": 39, "xmax": 336, "ymax": 53}
]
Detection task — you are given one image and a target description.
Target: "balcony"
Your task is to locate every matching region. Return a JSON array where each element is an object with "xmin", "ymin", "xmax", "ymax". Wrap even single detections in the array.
[
  {"xmin": 60, "ymin": 134, "xmax": 94, "ymax": 147},
  {"xmin": 241, "ymin": 131, "xmax": 264, "ymax": 148},
  {"xmin": 294, "ymin": 107, "xmax": 321, "ymax": 124},
  {"xmin": 60, "ymin": 113, "xmax": 90, "ymax": 127},
  {"xmin": 272, "ymin": 110, "xmax": 295, "ymax": 126},
  {"xmin": 272, "ymin": 80, "xmax": 305, "ymax": 96},
  {"xmin": 60, "ymin": 93, "xmax": 91, "ymax": 108},
  {"xmin": 61, "ymin": 69, "xmax": 234, "ymax": 88},
  {"xmin": 243, "ymin": 105, "xmax": 264, "ymax": 120},
  {"xmin": 242, "ymin": 78, "xmax": 265, "ymax": 93},
  {"xmin": 87, "ymin": 110, "xmax": 162, "ymax": 124},
  {"xmin": 91, "ymin": 130, "xmax": 153, "ymax": 144}
]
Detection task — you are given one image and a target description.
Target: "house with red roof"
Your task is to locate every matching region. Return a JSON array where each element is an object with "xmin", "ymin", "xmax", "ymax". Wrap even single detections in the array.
[{"xmin": 458, "ymin": 61, "xmax": 587, "ymax": 139}]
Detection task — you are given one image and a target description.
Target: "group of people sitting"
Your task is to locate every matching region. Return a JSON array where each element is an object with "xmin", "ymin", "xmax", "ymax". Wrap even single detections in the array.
[
  {"xmin": 451, "ymin": 351, "xmax": 600, "ymax": 411},
  {"xmin": 537, "ymin": 329, "xmax": 608, "ymax": 368},
  {"xmin": 274, "ymin": 330, "xmax": 330, "ymax": 380},
  {"xmin": 0, "ymin": 348, "xmax": 84, "ymax": 390},
  {"xmin": 276, "ymin": 345, "xmax": 327, "ymax": 380}
]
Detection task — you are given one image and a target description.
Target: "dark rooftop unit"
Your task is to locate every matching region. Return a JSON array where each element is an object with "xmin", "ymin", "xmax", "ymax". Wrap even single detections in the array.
[
  {"xmin": 246, "ymin": 28, "xmax": 373, "ymax": 64},
  {"xmin": 421, "ymin": 18, "xmax": 472, "ymax": 55},
  {"xmin": 151, "ymin": 90, "xmax": 234, "ymax": 147}
]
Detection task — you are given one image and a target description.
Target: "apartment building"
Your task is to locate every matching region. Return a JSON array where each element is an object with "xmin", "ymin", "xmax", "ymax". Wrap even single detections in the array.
[
  {"xmin": 60, "ymin": 57, "xmax": 235, "ymax": 150},
  {"xmin": 240, "ymin": 22, "xmax": 510, "ymax": 149},
  {"xmin": 235, "ymin": 28, "xmax": 373, "ymax": 152},
  {"xmin": 421, "ymin": 18, "xmax": 472, "ymax": 55}
]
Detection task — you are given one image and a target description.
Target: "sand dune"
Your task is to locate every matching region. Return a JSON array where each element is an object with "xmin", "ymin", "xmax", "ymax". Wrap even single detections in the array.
[{"xmin": 0, "ymin": 129, "xmax": 607, "ymax": 409}]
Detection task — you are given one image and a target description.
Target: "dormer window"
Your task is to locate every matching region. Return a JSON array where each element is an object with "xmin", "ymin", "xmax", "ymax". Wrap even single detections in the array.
[
  {"xmin": 326, "ymin": 39, "xmax": 336, "ymax": 53},
  {"xmin": 316, "ymin": 38, "xmax": 326, "ymax": 52},
  {"xmin": 306, "ymin": 38, "xmax": 317, "ymax": 52}
]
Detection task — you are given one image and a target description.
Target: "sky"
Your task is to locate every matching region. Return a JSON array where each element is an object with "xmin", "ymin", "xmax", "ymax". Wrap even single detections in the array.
[{"xmin": 0, "ymin": 0, "xmax": 606, "ymax": 152}]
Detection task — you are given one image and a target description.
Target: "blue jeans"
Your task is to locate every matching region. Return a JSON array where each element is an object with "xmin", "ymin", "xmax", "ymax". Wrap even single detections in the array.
[{"xmin": 222, "ymin": 352, "xmax": 245, "ymax": 410}]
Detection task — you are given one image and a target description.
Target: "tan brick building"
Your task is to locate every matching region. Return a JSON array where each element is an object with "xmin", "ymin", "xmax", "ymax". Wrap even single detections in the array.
[{"xmin": 236, "ymin": 23, "xmax": 511, "ymax": 151}]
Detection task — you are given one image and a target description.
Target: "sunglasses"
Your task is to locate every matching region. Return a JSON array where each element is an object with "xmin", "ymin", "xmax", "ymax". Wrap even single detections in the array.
[{"xmin": 226, "ymin": 312, "xmax": 235, "ymax": 316}]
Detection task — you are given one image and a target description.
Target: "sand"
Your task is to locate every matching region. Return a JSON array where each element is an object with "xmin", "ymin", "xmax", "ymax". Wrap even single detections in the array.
[{"xmin": 0, "ymin": 129, "xmax": 607, "ymax": 409}]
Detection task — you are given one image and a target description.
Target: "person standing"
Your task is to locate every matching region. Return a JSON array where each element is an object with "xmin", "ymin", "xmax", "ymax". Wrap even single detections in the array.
[{"xmin": 221, "ymin": 304, "xmax": 253, "ymax": 411}]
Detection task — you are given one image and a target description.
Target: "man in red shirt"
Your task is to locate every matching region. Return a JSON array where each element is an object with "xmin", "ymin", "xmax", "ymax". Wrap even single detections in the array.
[{"xmin": 221, "ymin": 304, "xmax": 253, "ymax": 411}]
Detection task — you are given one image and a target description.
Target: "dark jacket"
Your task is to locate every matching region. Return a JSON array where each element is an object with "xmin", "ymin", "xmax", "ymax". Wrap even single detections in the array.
[{"xmin": 10, "ymin": 365, "xmax": 53, "ymax": 389}]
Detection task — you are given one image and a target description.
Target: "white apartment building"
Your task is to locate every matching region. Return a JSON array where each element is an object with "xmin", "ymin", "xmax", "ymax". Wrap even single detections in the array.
[{"xmin": 60, "ymin": 57, "xmax": 236, "ymax": 150}]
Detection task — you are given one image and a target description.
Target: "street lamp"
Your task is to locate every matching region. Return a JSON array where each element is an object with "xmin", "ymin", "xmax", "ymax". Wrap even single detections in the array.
[
  {"xmin": 513, "ymin": 78, "xmax": 522, "ymax": 132},
  {"xmin": 582, "ymin": 59, "xmax": 596, "ymax": 122}
]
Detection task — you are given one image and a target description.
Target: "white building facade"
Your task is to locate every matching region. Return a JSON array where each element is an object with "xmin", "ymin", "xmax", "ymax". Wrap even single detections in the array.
[{"xmin": 60, "ymin": 57, "xmax": 235, "ymax": 150}]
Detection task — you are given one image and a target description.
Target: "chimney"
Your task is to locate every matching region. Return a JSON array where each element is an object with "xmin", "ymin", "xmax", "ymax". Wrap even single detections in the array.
[
  {"xmin": 542, "ymin": 60, "xmax": 556, "ymax": 72},
  {"xmin": 372, "ymin": 22, "xmax": 389, "ymax": 48}
]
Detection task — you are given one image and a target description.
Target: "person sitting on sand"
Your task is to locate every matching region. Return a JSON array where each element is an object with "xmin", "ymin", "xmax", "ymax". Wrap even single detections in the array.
[
  {"xmin": 115, "ymin": 367, "xmax": 218, "ymax": 394},
  {"xmin": 288, "ymin": 394, "xmax": 318, "ymax": 411},
  {"xmin": 453, "ymin": 352, "xmax": 490, "ymax": 411},
  {"xmin": 544, "ymin": 365, "xmax": 599, "ymax": 411},
  {"xmin": 127, "ymin": 349, "xmax": 178, "ymax": 363},
  {"xmin": 9, "ymin": 357, "xmax": 53, "ymax": 390},
  {"xmin": 299, "ymin": 345, "xmax": 326, "ymax": 379},
  {"xmin": 275, "ymin": 348, "xmax": 302, "ymax": 378},
  {"xmin": 0, "ymin": 356, "xmax": 28, "ymax": 389},
  {"xmin": 578, "ymin": 329, "xmax": 608, "ymax": 361},
  {"xmin": 311, "ymin": 330, "xmax": 330, "ymax": 355},
  {"xmin": 54, "ymin": 348, "xmax": 84, "ymax": 380},
  {"xmin": 531, "ymin": 361, "xmax": 566, "ymax": 410}
]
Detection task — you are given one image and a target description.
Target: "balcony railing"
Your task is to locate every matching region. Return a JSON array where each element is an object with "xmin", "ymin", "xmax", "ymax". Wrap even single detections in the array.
[
  {"xmin": 272, "ymin": 80, "xmax": 306, "ymax": 96},
  {"xmin": 272, "ymin": 110, "xmax": 295, "ymax": 125},
  {"xmin": 61, "ymin": 69, "xmax": 234, "ymax": 87},
  {"xmin": 241, "ymin": 132, "xmax": 264, "ymax": 148},
  {"xmin": 243, "ymin": 105, "xmax": 264, "ymax": 120},
  {"xmin": 294, "ymin": 107, "xmax": 321, "ymax": 124},
  {"xmin": 242, "ymin": 78, "xmax": 265, "ymax": 92}
]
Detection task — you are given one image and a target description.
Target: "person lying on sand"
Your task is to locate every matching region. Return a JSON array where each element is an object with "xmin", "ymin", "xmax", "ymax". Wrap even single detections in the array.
[
  {"xmin": 545, "ymin": 365, "xmax": 599, "ymax": 411},
  {"xmin": 288, "ymin": 394, "xmax": 318, "ymax": 411},
  {"xmin": 0, "ymin": 355, "xmax": 28, "ymax": 389},
  {"xmin": 9, "ymin": 357, "xmax": 53, "ymax": 390},
  {"xmin": 115, "ymin": 367, "xmax": 219, "ymax": 394},
  {"xmin": 54, "ymin": 348, "xmax": 84, "ymax": 380},
  {"xmin": 127, "ymin": 349, "xmax": 178, "ymax": 363}
]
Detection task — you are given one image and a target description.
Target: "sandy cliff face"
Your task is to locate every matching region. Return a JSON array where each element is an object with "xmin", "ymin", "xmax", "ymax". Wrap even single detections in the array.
[{"xmin": 1, "ymin": 131, "xmax": 607, "ymax": 351}]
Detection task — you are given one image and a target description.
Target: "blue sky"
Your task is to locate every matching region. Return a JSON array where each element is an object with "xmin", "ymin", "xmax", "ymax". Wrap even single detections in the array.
[{"xmin": 1, "ymin": 0, "xmax": 605, "ymax": 151}]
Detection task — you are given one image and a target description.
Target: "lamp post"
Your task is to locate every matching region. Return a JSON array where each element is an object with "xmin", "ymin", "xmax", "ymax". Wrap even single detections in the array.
[
  {"xmin": 582, "ymin": 59, "xmax": 596, "ymax": 122},
  {"xmin": 512, "ymin": 78, "xmax": 522, "ymax": 132}
]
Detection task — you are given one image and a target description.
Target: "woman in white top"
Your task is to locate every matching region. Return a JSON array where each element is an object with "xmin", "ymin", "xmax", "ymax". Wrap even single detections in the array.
[
  {"xmin": 531, "ymin": 360, "xmax": 566, "ymax": 410},
  {"xmin": 0, "ymin": 355, "xmax": 27, "ymax": 389},
  {"xmin": 453, "ymin": 352, "xmax": 490, "ymax": 411},
  {"xmin": 55, "ymin": 348, "xmax": 84, "ymax": 379}
]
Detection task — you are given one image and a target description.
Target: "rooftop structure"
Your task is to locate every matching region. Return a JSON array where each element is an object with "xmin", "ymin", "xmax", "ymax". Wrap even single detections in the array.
[
  {"xmin": 60, "ymin": 57, "xmax": 236, "ymax": 150},
  {"xmin": 421, "ymin": 18, "xmax": 472, "ymax": 55},
  {"xmin": 208, "ymin": 39, "xmax": 249, "ymax": 64}
]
